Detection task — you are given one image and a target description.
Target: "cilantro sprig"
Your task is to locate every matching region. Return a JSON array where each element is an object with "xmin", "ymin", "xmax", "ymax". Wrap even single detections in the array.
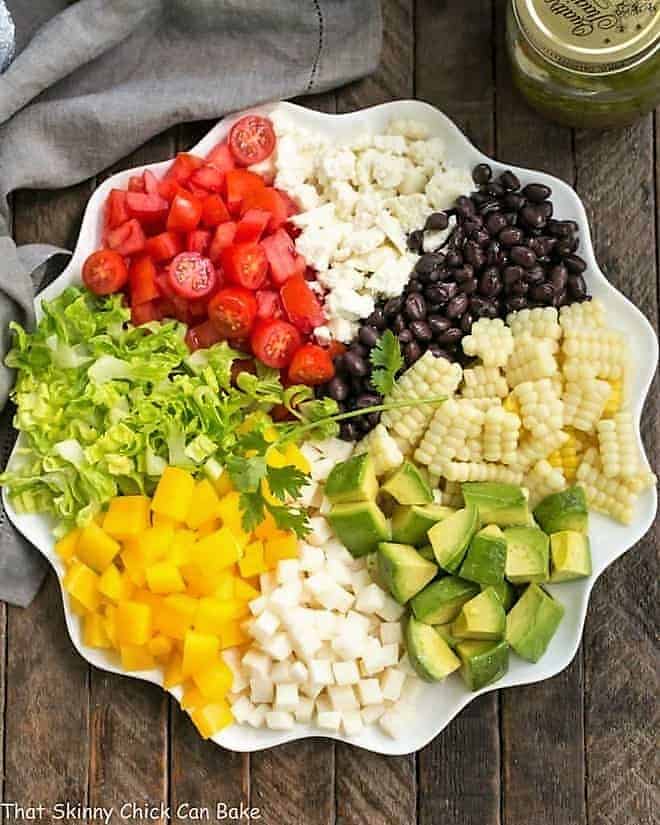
[{"xmin": 369, "ymin": 330, "xmax": 404, "ymax": 396}]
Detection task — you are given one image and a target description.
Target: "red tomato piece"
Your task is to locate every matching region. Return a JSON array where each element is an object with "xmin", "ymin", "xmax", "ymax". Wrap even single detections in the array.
[
  {"xmin": 228, "ymin": 115, "xmax": 276, "ymax": 166},
  {"xmin": 280, "ymin": 275, "xmax": 325, "ymax": 334},
  {"xmin": 208, "ymin": 287, "xmax": 258, "ymax": 340},
  {"xmin": 105, "ymin": 219, "xmax": 146, "ymax": 257},
  {"xmin": 145, "ymin": 231, "xmax": 183, "ymax": 263},
  {"xmin": 155, "ymin": 270, "xmax": 177, "ymax": 301},
  {"xmin": 251, "ymin": 319, "xmax": 302, "ymax": 369},
  {"xmin": 221, "ymin": 242, "xmax": 268, "ymax": 290},
  {"xmin": 104, "ymin": 189, "xmax": 130, "ymax": 231},
  {"xmin": 234, "ymin": 209, "xmax": 271, "ymax": 244},
  {"xmin": 190, "ymin": 165, "xmax": 225, "ymax": 193},
  {"xmin": 255, "ymin": 289, "xmax": 283, "ymax": 321},
  {"xmin": 188, "ymin": 297, "xmax": 211, "ymax": 321},
  {"xmin": 125, "ymin": 191, "xmax": 169, "ymax": 227},
  {"xmin": 326, "ymin": 339, "xmax": 347, "ymax": 360},
  {"xmin": 288, "ymin": 344, "xmax": 335, "ymax": 386},
  {"xmin": 209, "ymin": 222, "xmax": 237, "ymax": 263},
  {"xmin": 167, "ymin": 189, "xmax": 203, "ymax": 233},
  {"xmin": 164, "ymin": 152, "xmax": 204, "ymax": 184},
  {"xmin": 185, "ymin": 319, "xmax": 224, "ymax": 352},
  {"xmin": 131, "ymin": 300, "xmax": 163, "ymax": 326},
  {"xmin": 261, "ymin": 228, "xmax": 305, "ymax": 286},
  {"xmin": 186, "ymin": 229, "xmax": 212, "ymax": 256},
  {"xmin": 206, "ymin": 142, "xmax": 236, "ymax": 173},
  {"xmin": 128, "ymin": 175, "xmax": 145, "ymax": 193},
  {"xmin": 82, "ymin": 249, "xmax": 129, "ymax": 295},
  {"xmin": 129, "ymin": 254, "xmax": 159, "ymax": 305},
  {"xmin": 168, "ymin": 252, "xmax": 217, "ymax": 300},
  {"xmin": 143, "ymin": 170, "xmax": 160, "ymax": 194},
  {"xmin": 225, "ymin": 169, "xmax": 265, "ymax": 215},
  {"xmin": 157, "ymin": 178, "xmax": 179, "ymax": 202},
  {"xmin": 242, "ymin": 187, "xmax": 289, "ymax": 231},
  {"xmin": 201, "ymin": 193, "xmax": 231, "ymax": 228},
  {"xmin": 276, "ymin": 188, "xmax": 300, "ymax": 218}
]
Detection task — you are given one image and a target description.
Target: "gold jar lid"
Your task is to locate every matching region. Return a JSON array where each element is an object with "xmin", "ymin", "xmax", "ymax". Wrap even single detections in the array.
[{"xmin": 513, "ymin": 0, "xmax": 660, "ymax": 74}]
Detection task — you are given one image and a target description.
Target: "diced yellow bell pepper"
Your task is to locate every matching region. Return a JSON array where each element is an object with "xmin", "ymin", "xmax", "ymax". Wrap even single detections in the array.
[
  {"xmin": 192, "ymin": 660, "xmax": 233, "ymax": 700},
  {"xmin": 181, "ymin": 683, "xmax": 206, "ymax": 711},
  {"xmin": 213, "ymin": 571, "xmax": 236, "ymax": 601},
  {"xmin": 140, "ymin": 525, "xmax": 175, "ymax": 565},
  {"xmin": 146, "ymin": 561, "xmax": 186, "ymax": 595},
  {"xmin": 132, "ymin": 588, "xmax": 162, "ymax": 610},
  {"xmin": 152, "ymin": 595, "xmax": 197, "ymax": 640},
  {"xmin": 83, "ymin": 613, "xmax": 111, "ymax": 648},
  {"xmin": 185, "ymin": 480, "xmax": 221, "ymax": 530},
  {"xmin": 148, "ymin": 634, "xmax": 174, "ymax": 660},
  {"xmin": 63, "ymin": 561, "xmax": 101, "ymax": 612},
  {"xmin": 190, "ymin": 700, "xmax": 233, "ymax": 739},
  {"xmin": 151, "ymin": 467, "xmax": 196, "ymax": 523},
  {"xmin": 69, "ymin": 596, "xmax": 89, "ymax": 616},
  {"xmin": 181, "ymin": 629, "xmax": 220, "ymax": 678},
  {"xmin": 103, "ymin": 604, "xmax": 118, "ymax": 646},
  {"xmin": 76, "ymin": 523, "xmax": 120, "ymax": 573},
  {"xmin": 233, "ymin": 579, "xmax": 260, "ymax": 602},
  {"xmin": 191, "ymin": 527, "xmax": 242, "ymax": 573},
  {"xmin": 253, "ymin": 510, "xmax": 281, "ymax": 541},
  {"xmin": 195, "ymin": 518, "xmax": 222, "ymax": 538},
  {"xmin": 194, "ymin": 598, "xmax": 249, "ymax": 635},
  {"xmin": 216, "ymin": 492, "xmax": 243, "ymax": 533},
  {"xmin": 102, "ymin": 496, "xmax": 151, "ymax": 540},
  {"xmin": 213, "ymin": 471, "xmax": 234, "ymax": 497},
  {"xmin": 120, "ymin": 645, "xmax": 156, "ymax": 671},
  {"xmin": 264, "ymin": 534, "xmax": 298, "ymax": 568},
  {"xmin": 98, "ymin": 563, "xmax": 122, "ymax": 602},
  {"xmin": 119, "ymin": 572, "xmax": 135, "ymax": 601},
  {"xmin": 239, "ymin": 541, "xmax": 268, "ymax": 578},
  {"xmin": 283, "ymin": 442, "xmax": 311, "ymax": 474},
  {"xmin": 169, "ymin": 530, "xmax": 195, "ymax": 565},
  {"xmin": 116, "ymin": 600, "xmax": 152, "ymax": 646},
  {"xmin": 179, "ymin": 564, "xmax": 218, "ymax": 598},
  {"xmin": 220, "ymin": 620, "xmax": 250, "ymax": 649},
  {"xmin": 163, "ymin": 653, "xmax": 184, "ymax": 689},
  {"xmin": 120, "ymin": 542, "xmax": 147, "ymax": 587},
  {"xmin": 152, "ymin": 512, "xmax": 179, "ymax": 529},
  {"xmin": 55, "ymin": 528, "xmax": 81, "ymax": 564}
]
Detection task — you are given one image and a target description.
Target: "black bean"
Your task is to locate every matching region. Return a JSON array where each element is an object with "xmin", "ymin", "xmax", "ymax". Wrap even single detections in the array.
[
  {"xmin": 356, "ymin": 393, "xmax": 381, "ymax": 409},
  {"xmin": 344, "ymin": 351, "xmax": 368, "ymax": 376},
  {"xmin": 425, "ymin": 211, "xmax": 449, "ymax": 231},
  {"xmin": 367, "ymin": 308, "xmax": 386, "ymax": 330},
  {"xmin": 503, "ymin": 211, "xmax": 519, "ymax": 226},
  {"xmin": 556, "ymin": 237, "xmax": 579, "ymax": 256},
  {"xmin": 564, "ymin": 254, "xmax": 587, "ymax": 274},
  {"xmin": 327, "ymin": 377, "xmax": 349, "ymax": 401},
  {"xmin": 384, "ymin": 296, "xmax": 403, "ymax": 317},
  {"xmin": 469, "ymin": 296, "xmax": 492, "ymax": 317},
  {"xmin": 427, "ymin": 344, "xmax": 451, "ymax": 359},
  {"xmin": 460, "ymin": 312, "xmax": 474, "ymax": 334},
  {"xmin": 404, "ymin": 341, "xmax": 423, "ymax": 365},
  {"xmin": 463, "ymin": 242, "xmax": 486, "ymax": 270},
  {"xmin": 436, "ymin": 327, "xmax": 463, "ymax": 346},
  {"xmin": 507, "ymin": 296, "xmax": 529, "ymax": 312},
  {"xmin": 503, "ymin": 192, "xmax": 525, "ymax": 211},
  {"xmin": 486, "ymin": 241, "xmax": 505, "ymax": 267},
  {"xmin": 446, "ymin": 294, "xmax": 469, "ymax": 319},
  {"xmin": 340, "ymin": 422, "xmax": 359, "ymax": 441},
  {"xmin": 486, "ymin": 212, "xmax": 508, "ymax": 235},
  {"xmin": 471, "ymin": 228, "xmax": 491, "ymax": 247},
  {"xmin": 455, "ymin": 265, "xmax": 475, "ymax": 283},
  {"xmin": 478, "ymin": 199, "xmax": 501, "ymax": 216},
  {"xmin": 568, "ymin": 273, "xmax": 587, "ymax": 299},
  {"xmin": 499, "ymin": 170, "xmax": 521, "ymax": 191},
  {"xmin": 429, "ymin": 315, "xmax": 452, "ymax": 336},
  {"xmin": 410, "ymin": 320, "xmax": 433, "ymax": 342},
  {"xmin": 499, "ymin": 227, "xmax": 524, "ymax": 247},
  {"xmin": 398, "ymin": 329, "xmax": 413, "ymax": 345},
  {"xmin": 526, "ymin": 265, "xmax": 545, "ymax": 284},
  {"xmin": 522, "ymin": 182, "xmax": 551, "ymax": 202},
  {"xmin": 350, "ymin": 343, "xmax": 368, "ymax": 358},
  {"xmin": 455, "ymin": 195, "xmax": 476, "ymax": 218},
  {"xmin": 529, "ymin": 236, "xmax": 555, "ymax": 257},
  {"xmin": 445, "ymin": 250, "xmax": 463, "ymax": 268},
  {"xmin": 521, "ymin": 204, "xmax": 547, "ymax": 229},
  {"xmin": 549, "ymin": 264, "xmax": 568, "ymax": 292},
  {"xmin": 404, "ymin": 293, "xmax": 427, "ymax": 321},
  {"xmin": 530, "ymin": 283, "xmax": 555, "ymax": 304},
  {"xmin": 479, "ymin": 267, "xmax": 502, "ymax": 297},
  {"xmin": 471, "ymin": 191, "xmax": 491, "ymax": 207},
  {"xmin": 425, "ymin": 284, "xmax": 448, "ymax": 304},
  {"xmin": 358, "ymin": 325, "xmax": 379, "ymax": 348},
  {"xmin": 538, "ymin": 201, "xmax": 553, "ymax": 219},
  {"xmin": 472, "ymin": 163, "xmax": 492, "ymax": 185},
  {"xmin": 463, "ymin": 278, "xmax": 479, "ymax": 295},
  {"xmin": 393, "ymin": 314, "xmax": 407, "ymax": 333},
  {"xmin": 554, "ymin": 290, "xmax": 569, "ymax": 307},
  {"xmin": 415, "ymin": 253, "xmax": 443, "ymax": 275},
  {"xmin": 407, "ymin": 280, "xmax": 423, "ymax": 292},
  {"xmin": 510, "ymin": 245, "xmax": 537, "ymax": 268},
  {"xmin": 510, "ymin": 279, "xmax": 529, "ymax": 297},
  {"xmin": 407, "ymin": 229, "xmax": 424, "ymax": 253},
  {"xmin": 503, "ymin": 265, "xmax": 524, "ymax": 287}
]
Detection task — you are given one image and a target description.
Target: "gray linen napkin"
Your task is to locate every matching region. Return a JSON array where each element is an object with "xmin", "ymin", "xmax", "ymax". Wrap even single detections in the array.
[{"xmin": 0, "ymin": 0, "xmax": 382, "ymax": 606}]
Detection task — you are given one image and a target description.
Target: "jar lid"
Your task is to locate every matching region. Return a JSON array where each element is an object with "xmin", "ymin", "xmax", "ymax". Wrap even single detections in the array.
[{"xmin": 513, "ymin": 0, "xmax": 660, "ymax": 74}]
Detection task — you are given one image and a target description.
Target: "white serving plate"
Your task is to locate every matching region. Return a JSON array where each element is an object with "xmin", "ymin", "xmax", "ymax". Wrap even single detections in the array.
[{"xmin": 3, "ymin": 101, "xmax": 657, "ymax": 756}]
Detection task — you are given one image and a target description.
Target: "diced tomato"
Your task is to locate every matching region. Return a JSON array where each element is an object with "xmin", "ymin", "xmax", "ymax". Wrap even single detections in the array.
[
  {"xmin": 82, "ymin": 249, "xmax": 129, "ymax": 295},
  {"xmin": 276, "ymin": 188, "xmax": 300, "ymax": 218},
  {"xmin": 261, "ymin": 228, "xmax": 305, "ymax": 286},
  {"xmin": 105, "ymin": 218, "xmax": 146, "ymax": 256},
  {"xmin": 128, "ymin": 175, "xmax": 145, "ymax": 193},
  {"xmin": 255, "ymin": 289, "xmax": 283, "ymax": 321},
  {"xmin": 234, "ymin": 209, "xmax": 271, "ymax": 244},
  {"xmin": 190, "ymin": 165, "xmax": 225, "ymax": 193},
  {"xmin": 201, "ymin": 194, "xmax": 231, "ymax": 228},
  {"xmin": 145, "ymin": 231, "xmax": 183, "ymax": 262},
  {"xmin": 104, "ymin": 189, "xmax": 130, "ymax": 231},
  {"xmin": 155, "ymin": 270, "xmax": 177, "ymax": 301},
  {"xmin": 185, "ymin": 319, "xmax": 224, "ymax": 351},
  {"xmin": 164, "ymin": 152, "xmax": 204, "ymax": 184},
  {"xmin": 129, "ymin": 254, "xmax": 159, "ymax": 305},
  {"xmin": 167, "ymin": 189, "xmax": 203, "ymax": 233},
  {"xmin": 209, "ymin": 222, "xmax": 237, "ymax": 263},
  {"xmin": 125, "ymin": 191, "xmax": 169, "ymax": 227},
  {"xmin": 206, "ymin": 142, "xmax": 236, "ymax": 173},
  {"xmin": 168, "ymin": 252, "xmax": 217, "ymax": 300},
  {"xmin": 188, "ymin": 297, "xmax": 211, "ymax": 321},
  {"xmin": 157, "ymin": 178, "xmax": 179, "ymax": 202},
  {"xmin": 242, "ymin": 186, "xmax": 289, "ymax": 231},
  {"xmin": 186, "ymin": 229, "xmax": 212, "ymax": 256},
  {"xmin": 143, "ymin": 170, "xmax": 160, "ymax": 194},
  {"xmin": 221, "ymin": 242, "xmax": 268, "ymax": 290},
  {"xmin": 208, "ymin": 287, "xmax": 258, "ymax": 340},
  {"xmin": 250, "ymin": 319, "xmax": 302, "ymax": 369},
  {"xmin": 225, "ymin": 169, "xmax": 265, "ymax": 215},
  {"xmin": 228, "ymin": 115, "xmax": 276, "ymax": 166},
  {"xmin": 288, "ymin": 343, "xmax": 335, "ymax": 386},
  {"xmin": 131, "ymin": 300, "xmax": 163, "ymax": 326},
  {"xmin": 280, "ymin": 275, "xmax": 325, "ymax": 334}
]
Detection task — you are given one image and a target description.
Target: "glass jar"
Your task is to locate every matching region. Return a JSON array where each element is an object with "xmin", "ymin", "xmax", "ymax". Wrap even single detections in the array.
[{"xmin": 506, "ymin": 0, "xmax": 660, "ymax": 128}]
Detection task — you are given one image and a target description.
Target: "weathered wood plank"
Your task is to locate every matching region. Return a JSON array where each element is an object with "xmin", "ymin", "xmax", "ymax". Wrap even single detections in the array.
[{"xmin": 573, "ymin": 116, "xmax": 659, "ymax": 825}]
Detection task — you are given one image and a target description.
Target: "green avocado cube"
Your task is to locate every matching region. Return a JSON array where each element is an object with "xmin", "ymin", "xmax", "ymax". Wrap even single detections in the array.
[
  {"xmin": 377, "ymin": 542, "xmax": 438, "ymax": 604},
  {"xmin": 428, "ymin": 504, "xmax": 478, "ymax": 573},
  {"xmin": 391, "ymin": 503, "xmax": 455, "ymax": 545},
  {"xmin": 459, "ymin": 524, "xmax": 507, "ymax": 585},
  {"xmin": 410, "ymin": 576, "xmax": 480, "ymax": 625},
  {"xmin": 504, "ymin": 526, "xmax": 550, "ymax": 584},
  {"xmin": 325, "ymin": 453, "xmax": 378, "ymax": 504},
  {"xmin": 483, "ymin": 580, "xmax": 516, "ymax": 612},
  {"xmin": 505, "ymin": 583, "xmax": 564, "ymax": 662},
  {"xmin": 457, "ymin": 639, "xmax": 509, "ymax": 691},
  {"xmin": 533, "ymin": 485, "xmax": 589, "ymax": 534},
  {"xmin": 381, "ymin": 460, "xmax": 434, "ymax": 505},
  {"xmin": 417, "ymin": 543, "xmax": 436, "ymax": 562},
  {"xmin": 461, "ymin": 482, "xmax": 530, "ymax": 526},
  {"xmin": 434, "ymin": 622, "xmax": 459, "ymax": 649},
  {"xmin": 451, "ymin": 587, "xmax": 506, "ymax": 641},
  {"xmin": 549, "ymin": 530, "xmax": 592, "ymax": 582},
  {"xmin": 327, "ymin": 500, "xmax": 390, "ymax": 557},
  {"xmin": 405, "ymin": 616, "xmax": 461, "ymax": 682}
]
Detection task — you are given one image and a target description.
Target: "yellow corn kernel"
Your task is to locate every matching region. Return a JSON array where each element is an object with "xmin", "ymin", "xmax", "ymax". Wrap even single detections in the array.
[
  {"xmin": 148, "ymin": 634, "xmax": 174, "ymax": 660},
  {"xmin": 502, "ymin": 393, "xmax": 521, "ymax": 416},
  {"xmin": 233, "ymin": 579, "xmax": 260, "ymax": 602},
  {"xmin": 190, "ymin": 700, "xmax": 233, "ymax": 739},
  {"xmin": 116, "ymin": 600, "xmax": 153, "ymax": 646},
  {"xmin": 602, "ymin": 378, "xmax": 623, "ymax": 417},
  {"xmin": 192, "ymin": 660, "xmax": 233, "ymax": 700},
  {"xmin": 140, "ymin": 525, "xmax": 175, "ymax": 565},
  {"xmin": 264, "ymin": 534, "xmax": 298, "ymax": 567},
  {"xmin": 152, "ymin": 595, "xmax": 198, "ymax": 641},
  {"xmin": 120, "ymin": 645, "xmax": 156, "ymax": 671},
  {"xmin": 76, "ymin": 523, "xmax": 120, "ymax": 573},
  {"xmin": 220, "ymin": 620, "xmax": 250, "ymax": 649},
  {"xmin": 83, "ymin": 613, "xmax": 111, "ymax": 648},
  {"xmin": 163, "ymin": 653, "xmax": 184, "ymax": 689},
  {"xmin": 238, "ymin": 541, "xmax": 268, "ymax": 578},
  {"xmin": 213, "ymin": 571, "xmax": 236, "ymax": 601},
  {"xmin": 181, "ymin": 683, "xmax": 206, "ymax": 711},
  {"xmin": 103, "ymin": 496, "xmax": 151, "ymax": 540},
  {"xmin": 151, "ymin": 467, "xmax": 196, "ymax": 522},
  {"xmin": 194, "ymin": 599, "xmax": 250, "ymax": 635},
  {"xmin": 181, "ymin": 629, "xmax": 220, "ymax": 678},
  {"xmin": 191, "ymin": 527, "xmax": 242, "ymax": 573},
  {"xmin": 152, "ymin": 512, "xmax": 179, "ymax": 529},
  {"xmin": 63, "ymin": 560, "xmax": 101, "ymax": 612},
  {"xmin": 55, "ymin": 528, "xmax": 81, "ymax": 564},
  {"xmin": 98, "ymin": 563, "xmax": 122, "ymax": 602},
  {"xmin": 185, "ymin": 480, "xmax": 222, "ymax": 530},
  {"xmin": 195, "ymin": 518, "xmax": 222, "ymax": 538},
  {"xmin": 146, "ymin": 562, "xmax": 186, "ymax": 595}
]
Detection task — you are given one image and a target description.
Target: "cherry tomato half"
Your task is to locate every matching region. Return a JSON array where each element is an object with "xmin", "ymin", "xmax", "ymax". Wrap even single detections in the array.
[
  {"xmin": 82, "ymin": 249, "xmax": 129, "ymax": 295},
  {"xmin": 168, "ymin": 252, "xmax": 217, "ymax": 300},
  {"xmin": 228, "ymin": 115, "xmax": 276, "ymax": 166},
  {"xmin": 221, "ymin": 242, "xmax": 268, "ymax": 290},
  {"xmin": 208, "ymin": 287, "xmax": 258, "ymax": 340},
  {"xmin": 250, "ymin": 319, "xmax": 302, "ymax": 369},
  {"xmin": 287, "ymin": 344, "xmax": 335, "ymax": 386}
]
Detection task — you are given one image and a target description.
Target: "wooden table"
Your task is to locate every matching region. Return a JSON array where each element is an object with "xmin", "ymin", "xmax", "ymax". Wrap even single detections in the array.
[{"xmin": 3, "ymin": 3, "xmax": 658, "ymax": 824}]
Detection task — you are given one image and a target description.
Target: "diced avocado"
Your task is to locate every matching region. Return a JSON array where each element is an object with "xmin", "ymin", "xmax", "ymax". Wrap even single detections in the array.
[
  {"xmin": 417, "ymin": 544, "xmax": 436, "ymax": 562},
  {"xmin": 327, "ymin": 500, "xmax": 390, "ymax": 557},
  {"xmin": 504, "ymin": 526, "xmax": 550, "ymax": 584},
  {"xmin": 549, "ymin": 530, "xmax": 592, "ymax": 582},
  {"xmin": 381, "ymin": 460, "xmax": 434, "ymax": 505},
  {"xmin": 456, "ymin": 639, "xmax": 509, "ymax": 691},
  {"xmin": 435, "ymin": 622, "xmax": 459, "ymax": 648},
  {"xmin": 391, "ymin": 503, "xmax": 455, "ymax": 545},
  {"xmin": 452, "ymin": 587, "xmax": 506, "ymax": 641},
  {"xmin": 377, "ymin": 542, "xmax": 438, "ymax": 604},
  {"xmin": 505, "ymin": 583, "xmax": 564, "ymax": 662},
  {"xmin": 459, "ymin": 524, "xmax": 507, "ymax": 585},
  {"xmin": 533, "ymin": 485, "xmax": 589, "ymax": 534},
  {"xmin": 462, "ymin": 482, "xmax": 530, "ymax": 526},
  {"xmin": 405, "ymin": 616, "xmax": 461, "ymax": 681},
  {"xmin": 325, "ymin": 453, "xmax": 378, "ymax": 504},
  {"xmin": 365, "ymin": 552, "xmax": 386, "ymax": 588},
  {"xmin": 428, "ymin": 504, "xmax": 478, "ymax": 573},
  {"xmin": 410, "ymin": 576, "xmax": 480, "ymax": 624},
  {"xmin": 484, "ymin": 580, "xmax": 516, "ymax": 612}
]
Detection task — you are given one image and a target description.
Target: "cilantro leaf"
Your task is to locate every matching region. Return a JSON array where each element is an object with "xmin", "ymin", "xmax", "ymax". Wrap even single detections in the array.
[
  {"xmin": 266, "ymin": 502, "xmax": 309, "ymax": 537},
  {"xmin": 236, "ymin": 429, "xmax": 271, "ymax": 455},
  {"xmin": 239, "ymin": 490, "xmax": 266, "ymax": 533},
  {"xmin": 225, "ymin": 454, "xmax": 267, "ymax": 493},
  {"xmin": 266, "ymin": 464, "xmax": 308, "ymax": 502},
  {"xmin": 370, "ymin": 330, "xmax": 403, "ymax": 396}
]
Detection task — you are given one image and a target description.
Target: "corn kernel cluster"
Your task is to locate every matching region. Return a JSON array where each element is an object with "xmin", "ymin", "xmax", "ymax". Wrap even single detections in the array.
[{"xmin": 462, "ymin": 318, "xmax": 514, "ymax": 367}]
